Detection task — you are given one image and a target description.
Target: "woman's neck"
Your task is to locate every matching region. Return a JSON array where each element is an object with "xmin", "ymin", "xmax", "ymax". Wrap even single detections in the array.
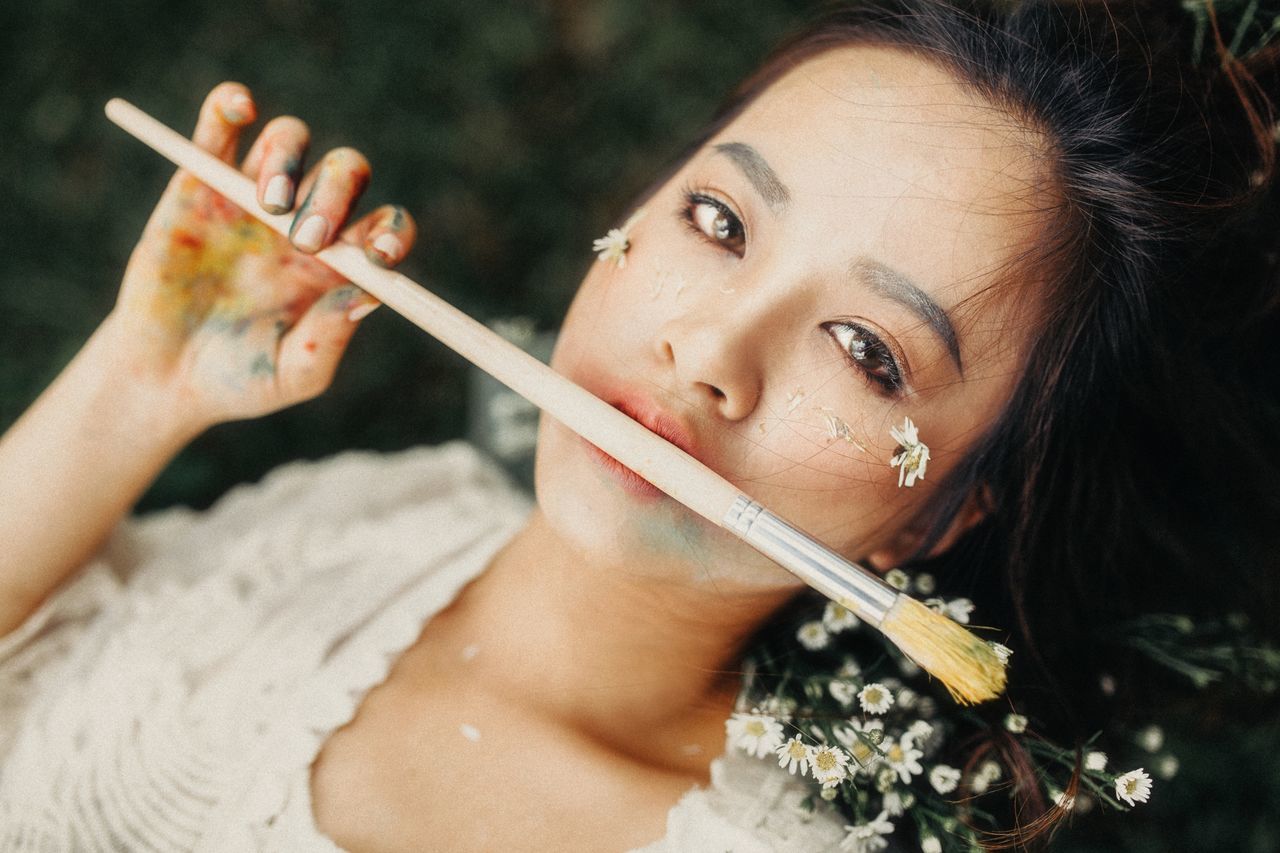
[{"xmin": 433, "ymin": 508, "xmax": 800, "ymax": 759}]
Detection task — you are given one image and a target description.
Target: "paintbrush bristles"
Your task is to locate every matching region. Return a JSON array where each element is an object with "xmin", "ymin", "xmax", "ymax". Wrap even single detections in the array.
[{"xmin": 881, "ymin": 595, "xmax": 1007, "ymax": 705}]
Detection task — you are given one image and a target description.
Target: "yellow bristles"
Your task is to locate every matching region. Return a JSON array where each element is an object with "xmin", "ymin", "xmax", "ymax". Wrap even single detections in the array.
[{"xmin": 880, "ymin": 594, "xmax": 1008, "ymax": 705}]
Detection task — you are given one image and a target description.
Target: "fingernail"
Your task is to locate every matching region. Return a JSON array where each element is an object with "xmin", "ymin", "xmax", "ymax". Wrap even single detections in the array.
[
  {"xmin": 263, "ymin": 174, "xmax": 293, "ymax": 213},
  {"xmin": 293, "ymin": 215, "xmax": 329, "ymax": 252},
  {"xmin": 347, "ymin": 301, "xmax": 381, "ymax": 322},
  {"xmin": 222, "ymin": 92, "xmax": 253, "ymax": 123},
  {"xmin": 370, "ymin": 233, "xmax": 403, "ymax": 266}
]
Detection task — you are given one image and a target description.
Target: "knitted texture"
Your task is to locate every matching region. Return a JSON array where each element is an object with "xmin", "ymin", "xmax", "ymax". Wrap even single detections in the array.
[{"xmin": 0, "ymin": 442, "xmax": 845, "ymax": 851}]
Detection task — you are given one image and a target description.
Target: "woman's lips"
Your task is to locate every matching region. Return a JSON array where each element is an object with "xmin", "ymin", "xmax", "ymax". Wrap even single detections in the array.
[
  {"xmin": 581, "ymin": 437, "xmax": 665, "ymax": 500},
  {"xmin": 579, "ymin": 395, "xmax": 700, "ymax": 501}
]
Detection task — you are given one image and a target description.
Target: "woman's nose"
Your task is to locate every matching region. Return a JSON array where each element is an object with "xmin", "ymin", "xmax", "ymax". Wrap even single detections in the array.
[{"xmin": 654, "ymin": 312, "xmax": 762, "ymax": 421}]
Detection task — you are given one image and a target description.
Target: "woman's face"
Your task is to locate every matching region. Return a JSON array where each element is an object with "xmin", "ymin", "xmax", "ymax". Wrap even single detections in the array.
[{"xmin": 536, "ymin": 44, "xmax": 1054, "ymax": 591}]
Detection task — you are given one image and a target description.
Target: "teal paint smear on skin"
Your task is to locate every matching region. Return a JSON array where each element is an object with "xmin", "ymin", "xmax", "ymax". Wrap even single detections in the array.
[{"xmin": 249, "ymin": 352, "xmax": 275, "ymax": 376}]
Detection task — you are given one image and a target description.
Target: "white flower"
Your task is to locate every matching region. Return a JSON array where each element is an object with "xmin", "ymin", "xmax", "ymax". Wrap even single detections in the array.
[
  {"xmin": 921, "ymin": 836, "xmax": 943, "ymax": 853},
  {"xmin": 889, "ymin": 416, "xmax": 930, "ymax": 487},
  {"xmin": 905, "ymin": 720, "xmax": 934, "ymax": 746},
  {"xmin": 1085, "ymin": 751, "xmax": 1108, "ymax": 772},
  {"xmin": 1137, "ymin": 725, "xmax": 1164, "ymax": 753},
  {"xmin": 725, "ymin": 712, "xmax": 784, "ymax": 759},
  {"xmin": 858, "ymin": 683, "xmax": 895, "ymax": 715},
  {"xmin": 929, "ymin": 764, "xmax": 962, "ymax": 794},
  {"xmin": 823, "ymin": 601, "xmax": 861, "ymax": 633},
  {"xmin": 944, "ymin": 598, "xmax": 975, "ymax": 624},
  {"xmin": 913, "ymin": 572, "xmax": 937, "ymax": 595},
  {"xmin": 1052, "ymin": 788, "xmax": 1075, "ymax": 811},
  {"xmin": 834, "ymin": 719, "xmax": 884, "ymax": 771},
  {"xmin": 837, "ymin": 657, "xmax": 862, "ymax": 679},
  {"xmin": 829, "ymin": 679, "xmax": 859, "ymax": 707},
  {"xmin": 1099, "ymin": 673, "xmax": 1117, "ymax": 696},
  {"xmin": 1004, "ymin": 713, "xmax": 1028, "ymax": 734},
  {"xmin": 970, "ymin": 759, "xmax": 1002, "ymax": 794},
  {"xmin": 797, "ymin": 620, "xmax": 831, "ymax": 651},
  {"xmin": 776, "ymin": 736, "xmax": 811, "ymax": 776},
  {"xmin": 591, "ymin": 208, "xmax": 646, "ymax": 268},
  {"xmin": 896, "ymin": 688, "xmax": 918, "ymax": 711},
  {"xmin": 840, "ymin": 810, "xmax": 895, "ymax": 853},
  {"xmin": 989, "ymin": 642, "xmax": 1013, "ymax": 664},
  {"xmin": 809, "ymin": 744, "xmax": 852, "ymax": 788},
  {"xmin": 897, "ymin": 656, "xmax": 921, "ymax": 677},
  {"xmin": 881, "ymin": 735, "xmax": 925, "ymax": 785},
  {"xmin": 1156, "ymin": 754, "xmax": 1179, "ymax": 779},
  {"xmin": 1114, "ymin": 768, "xmax": 1153, "ymax": 807},
  {"xmin": 756, "ymin": 695, "xmax": 797, "ymax": 722},
  {"xmin": 885, "ymin": 568, "xmax": 910, "ymax": 590}
]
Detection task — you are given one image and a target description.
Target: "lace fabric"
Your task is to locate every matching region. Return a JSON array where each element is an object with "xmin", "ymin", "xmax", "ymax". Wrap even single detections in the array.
[{"xmin": 0, "ymin": 442, "xmax": 847, "ymax": 851}]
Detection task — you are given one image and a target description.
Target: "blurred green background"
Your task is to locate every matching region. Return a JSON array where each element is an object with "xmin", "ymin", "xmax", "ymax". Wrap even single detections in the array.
[{"xmin": 0, "ymin": 1, "xmax": 1275, "ymax": 850}]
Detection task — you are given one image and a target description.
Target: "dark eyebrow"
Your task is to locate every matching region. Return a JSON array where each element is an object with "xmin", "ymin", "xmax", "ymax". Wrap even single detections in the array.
[
  {"xmin": 851, "ymin": 258, "xmax": 963, "ymax": 374},
  {"xmin": 712, "ymin": 142, "xmax": 791, "ymax": 211}
]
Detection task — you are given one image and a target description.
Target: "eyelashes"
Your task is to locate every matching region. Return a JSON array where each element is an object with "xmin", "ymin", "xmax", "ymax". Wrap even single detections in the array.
[
  {"xmin": 675, "ymin": 183, "xmax": 908, "ymax": 397},
  {"xmin": 676, "ymin": 183, "xmax": 746, "ymax": 257}
]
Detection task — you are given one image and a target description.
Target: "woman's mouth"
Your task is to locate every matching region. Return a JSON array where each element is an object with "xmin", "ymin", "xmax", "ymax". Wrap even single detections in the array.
[{"xmin": 578, "ymin": 394, "xmax": 700, "ymax": 502}]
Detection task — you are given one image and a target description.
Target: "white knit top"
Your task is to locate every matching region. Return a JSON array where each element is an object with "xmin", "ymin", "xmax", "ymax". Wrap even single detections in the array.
[{"xmin": 0, "ymin": 442, "xmax": 848, "ymax": 851}]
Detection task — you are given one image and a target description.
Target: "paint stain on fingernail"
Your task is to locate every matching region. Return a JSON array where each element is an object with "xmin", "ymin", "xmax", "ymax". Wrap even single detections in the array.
[
  {"xmin": 372, "ymin": 233, "xmax": 402, "ymax": 262},
  {"xmin": 263, "ymin": 174, "xmax": 293, "ymax": 212},
  {"xmin": 222, "ymin": 93, "xmax": 253, "ymax": 124}
]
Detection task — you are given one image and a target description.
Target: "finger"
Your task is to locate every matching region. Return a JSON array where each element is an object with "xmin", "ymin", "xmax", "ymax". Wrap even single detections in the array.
[
  {"xmin": 276, "ymin": 284, "xmax": 380, "ymax": 402},
  {"xmin": 288, "ymin": 147, "xmax": 372, "ymax": 254},
  {"xmin": 191, "ymin": 82, "xmax": 257, "ymax": 163},
  {"xmin": 339, "ymin": 204, "xmax": 418, "ymax": 268},
  {"xmin": 241, "ymin": 116, "xmax": 311, "ymax": 214}
]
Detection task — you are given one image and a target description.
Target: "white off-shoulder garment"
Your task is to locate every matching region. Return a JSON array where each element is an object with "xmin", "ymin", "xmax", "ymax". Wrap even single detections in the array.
[{"xmin": 0, "ymin": 442, "xmax": 848, "ymax": 851}]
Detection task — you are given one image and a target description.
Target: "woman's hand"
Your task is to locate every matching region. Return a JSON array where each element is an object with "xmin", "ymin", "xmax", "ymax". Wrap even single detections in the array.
[{"xmin": 110, "ymin": 81, "xmax": 418, "ymax": 434}]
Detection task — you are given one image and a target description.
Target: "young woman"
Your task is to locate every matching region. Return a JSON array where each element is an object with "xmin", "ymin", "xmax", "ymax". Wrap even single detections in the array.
[{"xmin": 2, "ymin": 1, "xmax": 1276, "ymax": 850}]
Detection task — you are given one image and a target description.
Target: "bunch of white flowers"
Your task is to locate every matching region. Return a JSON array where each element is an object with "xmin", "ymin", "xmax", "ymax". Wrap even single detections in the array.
[{"xmin": 728, "ymin": 568, "xmax": 1158, "ymax": 851}]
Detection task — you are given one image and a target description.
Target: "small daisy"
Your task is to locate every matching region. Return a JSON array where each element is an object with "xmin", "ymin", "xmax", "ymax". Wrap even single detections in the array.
[
  {"xmin": 725, "ymin": 712, "xmax": 785, "ymax": 759},
  {"xmin": 944, "ymin": 598, "xmax": 975, "ymax": 624},
  {"xmin": 834, "ymin": 719, "xmax": 884, "ymax": 770},
  {"xmin": 797, "ymin": 620, "xmax": 831, "ymax": 651},
  {"xmin": 1085, "ymin": 751, "xmax": 1108, "ymax": 772},
  {"xmin": 881, "ymin": 735, "xmax": 925, "ymax": 785},
  {"xmin": 889, "ymin": 416, "xmax": 930, "ymax": 487},
  {"xmin": 885, "ymin": 568, "xmax": 910, "ymax": 591},
  {"xmin": 1114, "ymin": 768, "xmax": 1153, "ymax": 807},
  {"xmin": 776, "ymin": 736, "xmax": 812, "ymax": 776},
  {"xmin": 858, "ymin": 682, "xmax": 895, "ymax": 715},
  {"xmin": 823, "ymin": 601, "xmax": 860, "ymax": 633},
  {"xmin": 840, "ymin": 810, "xmax": 895, "ymax": 853},
  {"xmin": 809, "ymin": 744, "xmax": 852, "ymax": 788},
  {"xmin": 1004, "ymin": 713, "xmax": 1028, "ymax": 734},
  {"xmin": 921, "ymin": 836, "xmax": 943, "ymax": 853},
  {"xmin": 837, "ymin": 657, "xmax": 863, "ymax": 679},
  {"xmin": 1156, "ymin": 754, "xmax": 1179, "ymax": 779},
  {"xmin": 591, "ymin": 207, "xmax": 646, "ymax": 268},
  {"xmin": 905, "ymin": 719, "xmax": 934, "ymax": 746},
  {"xmin": 1051, "ymin": 788, "xmax": 1075, "ymax": 811},
  {"xmin": 969, "ymin": 759, "xmax": 1002, "ymax": 794},
  {"xmin": 929, "ymin": 764, "xmax": 962, "ymax": 795},
  {"xmin": 896, "ymin": 688, "xmax": 918, "ymax": 711},
  {"xmin": 1137, "ymin": 725, "xmax": 1164, "ymax": 753},
  {"xmin": 829, "ymin": 678, "xmax": 859, "ymax": 707},
  {"xmin": 881, "ymin": 789, "xmax": 908, "ymax": 817},
  {"xmin": 913, "ymin": 572, "xmax": 937, "ymax": 594}
]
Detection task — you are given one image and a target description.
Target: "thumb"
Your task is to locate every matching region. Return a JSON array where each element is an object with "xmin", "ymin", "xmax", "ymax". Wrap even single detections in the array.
[{"xmin": 276, "ymin": 284, "xmax": 381, "ymax": 403}]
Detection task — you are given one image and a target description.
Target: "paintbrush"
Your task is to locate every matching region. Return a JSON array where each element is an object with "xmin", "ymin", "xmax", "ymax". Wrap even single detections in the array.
[{"xmin": 104, "ymin": 97, "xmax": 1007, "ymax": 705}]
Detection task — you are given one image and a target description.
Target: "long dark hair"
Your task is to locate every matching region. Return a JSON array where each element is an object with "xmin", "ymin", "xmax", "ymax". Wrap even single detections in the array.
[{"xmin": 641, "ymin": 0, "xmax": 1280, "ymax": 845}]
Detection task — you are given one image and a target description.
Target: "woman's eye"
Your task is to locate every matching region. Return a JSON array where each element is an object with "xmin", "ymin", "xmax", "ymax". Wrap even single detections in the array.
[
  {"xmin": 679, "ymin": 190, "xmax": 746, "ymax": 256},
  {"xmin": 824, "ymin": 321, "xmax": 905, "ymax": 394}
]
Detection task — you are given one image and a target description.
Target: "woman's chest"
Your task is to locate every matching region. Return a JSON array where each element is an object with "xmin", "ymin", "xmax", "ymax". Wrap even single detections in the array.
[{"xmin": 307, "ymin": 673, "xmax": 700, "ymax": 853}]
